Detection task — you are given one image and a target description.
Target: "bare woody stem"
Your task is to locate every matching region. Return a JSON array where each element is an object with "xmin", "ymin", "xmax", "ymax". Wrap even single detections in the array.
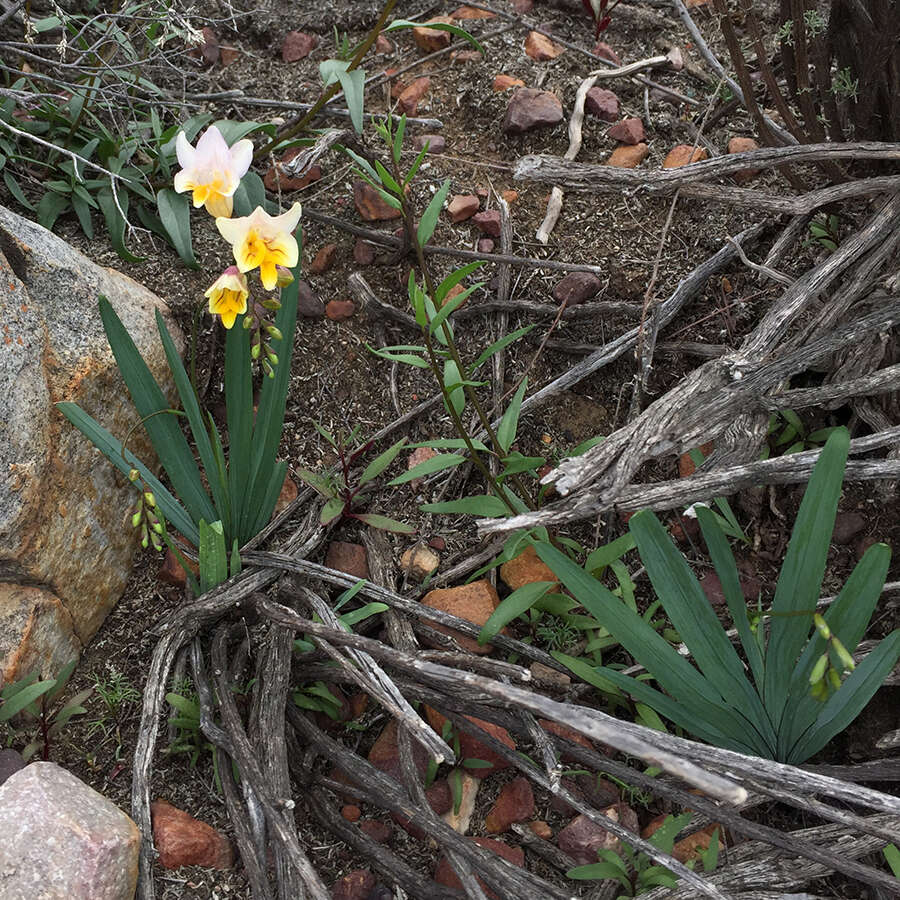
[{"xmin": 253, "ymin": 0, "xmax": 399, "ymax": 163}]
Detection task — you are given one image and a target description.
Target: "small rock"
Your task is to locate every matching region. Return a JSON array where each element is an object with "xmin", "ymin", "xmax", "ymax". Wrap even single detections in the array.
[
  {"xmin": 359, "ymin": 819, "xmax": 392, "ymax": 843},
  {"xmin": 441, "ymin": 283, "xmax": 469, "ymax": 308},
  {"xmin": 264, "ymin": 154, "xmax": 321, "ymax": 192},
  {"xmin": 663, "ymin": 144, "xmax": 709, "ymax": 168},
  {"xmin": 606, "ymin": 143, "xmax": 649, "ymax": 168},
  {"xmin": 584, "ymin": 87, "xmax": 620, "ymax": 122},
  {"xmin": 412, "ymin": 134, "xmax": 446, "ymax": 153},
  {"xmin": 453, "ymin": 49, "xmax": 484, "ymax": 63},
  {"xmin": 451, "ymin": 5, "xmax": 496, "ymax": 17},
  {"xmin": 341, "ymin": 805, "xmax": 361, "ymax": 822},
  {"xmin": 158, "ymin": 548, "xmax": 197, "ymax": 588},
  {"xmin": 309, "ymin": 243, "xmax": 339, "ymax": 274},
  {"xmin": 368, "ymin": 719, "xmax": 429, "ymax": 784},
  {"xmin": 0, "ymin": 748, "xmax": 25, "ymax": 787},
  {"xmin": 152, "ymin": 800, "xmax": 233, "ymax": 869},
  {"xmin": 501, "ymin": 189, "xmax": 518, "ymax": 204},
  {"xmin": 282, "ymin": 30, "xmax": 318, "ymax": 62},
  {"xmin": 412, "ymin": 17, "xmax": 454, "ymax": 52},
  {"xmin": 195, "ymin": 27, "xmax": 219, "ymax": 65},
  {"xmin": 473, "ymin": 210, "xmax": 501, "ymax": 237},
  {"xmin": 400, "ymin": 544, "xmax": 440, "ymax": 582},
  {"xmin": 353, "ymin": 239, "xmax": 376, "ymax": 266},
  {"xmin": 529, "ymin": 662, "xmax": 571, "ymax": 688},
  {"xmin": 558, "ymin": 805, "xmax": 637, "ymax": 865},
  {"xmin": 273, "ymin": 473, "xmax": 298, "ymax": 518},
  {"xmin": 477, "ymin": 238, "xmax": 495, "ymax": 253},
  {"xmin": 500, "ymin": 545, "xmax": 558, "ymax": 590},
  {"xmin": 524, "ymin": 31, "xmax": 564, "ymax": 60},
  {"xmin": 325, "ymin": 300, "xmax": 356, "ymax": 321},
  {"xmin": 375, "ymin": 34, "xmax": 393, "ymax": 54},
  {"xmin": 484, "ymin": 777, "xmax": 535, "ymax": 833},
  {"xmin": 503, "ymin": 87, "xmax": 563, "ymax": 134},
  {"xmin": 435, "ymin": 837, "xmax": 524, "ymax": 898},
  {"xmin": 448, "ymin": 194, "xmax": 480, "ymax": 223},
  {"xmin": 353, "ymin": 181, "xmax": 401, "ymax": 221},
  {"xmin": 493, "ymin": 74, "xmax": 526, "ymax": 92},
  {"xmin": 552, "ymin": 272, "xmax": 603, "ymax": 307},
  {"xmin": 512, "ymin": 0, "xmax": 533, "ymax": 10},
  {"xmin": 325, "ymin": 541, "xmax": 369, "ymax": 579},
  {"xmin": 0, "ymin": 763, "xmax": 141, "ymax": 898},
  {"xmin": 443, "ymin": 772, "xmax": 480, "ymax": 834},
  {"xmin": 420, "ymin": 580, "xmax": 503, "ymax": 654},
  {"xmin": 407, "ymin": 446, "xmax": 437, "ymax": 488},
  {"xmin": 425, "ymin": 708, "xmax": 516, "ymax": 777},
  {"xmin": 332, "ymin": 868, "xmax": 376, "ymax": 900},
  {"xmin": 727, "ymin": 136, "xmax": 761, "ymax": 183},
  {"xmin": 349, "ymin": 692, "xmax": 368, "ymax": 718},
  {"xmin": 429, "ymin": 536, "xmax": 447, "ymax": 551},
  {"xmin": 529, "ymin": 820, "xmax": 553, "ymax": 840},
  {"xmin": 832, "ymin": 511, "xmax": 867, "ymax": 545},
  {"xmin": 608, "ymin": 117, "xmax": 645, "ymax": 145},
  {"xmin": 398, "ymin": 76, "xmax": 431, "ymax": 115},
  {"xmin": 593, "ymin": 41, "xmax": 622, "ymax": 65},
  {"xmin": 296, "ymin": 280, "xmax": 325, "ymax": 318}
]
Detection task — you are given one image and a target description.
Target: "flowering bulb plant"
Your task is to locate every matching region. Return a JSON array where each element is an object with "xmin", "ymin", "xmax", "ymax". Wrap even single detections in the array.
[{"xmin": 58, "ymin": 124, "xmax": 301, "ymax": 595}]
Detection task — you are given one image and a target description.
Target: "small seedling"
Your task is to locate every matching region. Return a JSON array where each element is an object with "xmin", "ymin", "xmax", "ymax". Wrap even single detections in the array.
[{"xmin": 0, "ymin": 660, "xmax": 92, "ymax": 761}]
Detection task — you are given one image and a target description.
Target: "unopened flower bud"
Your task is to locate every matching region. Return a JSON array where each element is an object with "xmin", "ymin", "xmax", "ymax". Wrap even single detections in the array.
[
  {"xmin": 262, "ymin": 359, "xmax": 274, "ymax": 378},
  {"xmin": 809, "ymin": 653, "xmax": 828, "ymax": 686},
  {"xmin": 152, "ymin": 521, "xmax": 163, "ymax": 534},
  {"xmin": 131, "ymin": 511, "xmax": 143, "ymax": 528},
  {"xmin": 813, "ymin": 614, "xmax": 831, "ymax": 640},
  {"xmin": 262, "ymin": 298, "xmax": 281, "ymax": 311},
  {"xmin": 251, "ymin": 342, "xmax": 261, "ymax": 359},
  {"xmin": 833, "ymin": 637, "xmax": 855, "ymax": 671},
  {"xmin": 265, "ymin": 349, "xmax": 278, "ymax": 366},
  {"xmin": 129, "ymin": 468, "xmax": 140, "ymax": 482},
  {"xmin": 275, "ymin": 266, "xmax": 294, "ymax": 288},
  {"xmin": 243, "ymin": 315, "xmax": 253, "ymax": 330},
  {"xmin": 827, "ymin": 667, "xmax": 842, "ymax": 690},
  {"xmin": 143, "ymin": 491, "xmax": 155, "ymax": 508},
  {"xmin": 266, "ymin": 325, "xmax": 283, "ymax": 341}
]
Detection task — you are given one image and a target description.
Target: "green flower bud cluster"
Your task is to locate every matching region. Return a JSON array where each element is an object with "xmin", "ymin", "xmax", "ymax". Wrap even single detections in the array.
[
  {"xmin": 809, "ymin": 613, "xmax": 856, "ymax": 702},
  {"xmin": 243, "ymin": 296, "xmax": 283, "ymax": 378},
  {"xmin": 128, "ymin": 469, "xmax": 164, "ymax": 551}
]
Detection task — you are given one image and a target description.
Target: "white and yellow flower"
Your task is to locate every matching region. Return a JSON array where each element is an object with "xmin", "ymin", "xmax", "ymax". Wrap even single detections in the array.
[
  {"xmin": 216, "ymin": 202, "xmax": 302, "ymax": 291},
  {"xmin": 173, "ymin": 125, "xmax": 253, "ymax": 218},
  {"xmin": 205, "ymin": 266, "xmax": 249, "ymax": 329}
]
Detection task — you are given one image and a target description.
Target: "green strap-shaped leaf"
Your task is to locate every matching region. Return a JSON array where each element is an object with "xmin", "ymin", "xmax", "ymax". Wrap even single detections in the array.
[
  {"xmin": 418, "ymin": 178, "xmax": 451, "ymax": 247},
  {"xmin": 359, "ymin": 438, "xmax": 407, "ymax": 486},
  {"xmin": 496, "ymin": 378, "xmax": 528, "ymax": 455},
  {"xmin": 156, "ymin": 188, "xmax": 198, "ymax": 268},
  {"xmin": 198, "ymin": 519, "xmax": 227, "ymax": 594},
  {"xmin": 764, "ymin": 429, "xmax": 850, "ymax": 726},
  {"xmin": 388, "ymin": 453, "xmax": 465, "ymax": 485},
  {"xmin": 56, "ymin": 401, "xmax": 198, "ymax": 546},
  {"xmin": 0, "ymin": 680, "xmax": 55, "ymax": 721},
  {"xmin": 696, "ymin": 506, "xmax": 766, "ymax": 692},
  {"xmin": 98, "ymin": 296, "xmax": 216, "ymax": 528}
]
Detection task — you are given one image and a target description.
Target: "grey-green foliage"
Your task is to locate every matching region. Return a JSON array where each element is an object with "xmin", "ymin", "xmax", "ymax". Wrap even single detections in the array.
[{"xmin": 537, "ymin": 429, "xmax": 900, "ymax": 764}]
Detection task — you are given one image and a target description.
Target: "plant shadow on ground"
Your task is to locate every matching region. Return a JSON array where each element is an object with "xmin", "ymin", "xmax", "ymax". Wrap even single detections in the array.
[{"xmin": 2, "ymin": 0, "xmax": 899, "ymax": 896}]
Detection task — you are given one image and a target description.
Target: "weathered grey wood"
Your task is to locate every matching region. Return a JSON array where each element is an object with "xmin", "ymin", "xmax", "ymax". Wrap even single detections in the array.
[{"xmin": 514, "ymin": 143, "xmax": 900, "ymax": 191}]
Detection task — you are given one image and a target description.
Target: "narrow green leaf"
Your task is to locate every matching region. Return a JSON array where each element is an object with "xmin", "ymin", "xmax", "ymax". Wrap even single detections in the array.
[
  {"xmin": 765, "ymin": 429, "xmax": 850, "ymax": 724},
  {"xmin": 198, "ymin": 520, "xmax": 228, "ymax": 594},
  {"xmin": 56, "ymin": 401, "xmax": 198, "ymax": 545},
  {"xmin": 97, "ymin": 186, "xmax": 144, "ymax": 262},
  {"xmin": 359, "ymin": 438, "xmax": 408, "ymax": 485},
  {"xmin": 403, "ymin": 142, "xmax": 429, "ymax": 188},
  {"xmin": 392, "ymin": 114, "xmax": 407, "ymax": 163},
  {"xmin": 388, "ymin": 453, "xmax": 465, "ymax": 485},
  {"xmin": 156, "ymin": 188, "xmax": 198, "ymax": 268},
  {"xmin": 418, "ymin": 178, "xmax": 451, "ymax": 247},
  {"xmin": 472, "ymin": 325, "xmax": 536, "ymax": 371},
  {"xmin": 478, "ymin": 581, "xmax": 554, "ymax": 644},
  {"xmin": 443, "ymin": 359, "xmax": 465, "ymax": 416},
  {"xmin": 0, "ymin": 680, "xmax": 55, "ymax": 721},
  {"xmin": 421, "ymin": 495, "xmax": 510, "ymax": 517},
  {"xmin": 384, "ymin": 19, "xmax": 485, "ymax": 54},
  {"xmin": 97, "ymin": 297, "xmax": 215, "ymax": 530},
  {"xmin": 4, "ymin": 170, "xmax": 35, "ymax": 210},
  {"xmin": 165, "ymin": 693, "xmax": 201, "ymax": 719},
  {"xmin": 340, "ymin": 603, "xmax": 389, "ymax": 628},
  {"xmin": 497, "ymin": 378, "xmax": 528, "ymax": 454},
  {"xmin": 429, "ymin": 282, "xmax": 484, "ymax": 335},
  {"xmin": 320, "ymin": 497, "xmax": 344, "ymax": 526},
  {"xmin": 353, "ymin": 512, "xmax": 415, "ymax": 533},
  {"xmin": 37, "ymin": 190, "xmax": 70, "ymax": 230},
  {"xmin": 435, "ymin": 261, "xmax": 484, "ymax": 305}
]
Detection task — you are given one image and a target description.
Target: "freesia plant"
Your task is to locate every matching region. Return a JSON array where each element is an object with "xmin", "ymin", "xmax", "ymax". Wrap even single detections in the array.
[{"xmin": 58, "ymin": 125, "xmax": 301, "ymax": 594}]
